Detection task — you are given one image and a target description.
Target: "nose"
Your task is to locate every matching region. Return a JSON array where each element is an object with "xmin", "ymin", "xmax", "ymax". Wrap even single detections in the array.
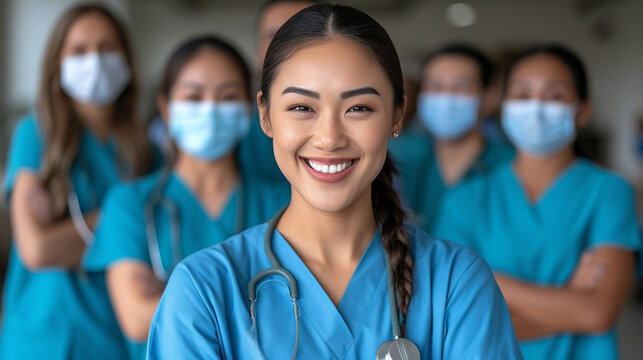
[{"xmin": 311, "ymin": 111, "xmax": 349, "ymax": 152}]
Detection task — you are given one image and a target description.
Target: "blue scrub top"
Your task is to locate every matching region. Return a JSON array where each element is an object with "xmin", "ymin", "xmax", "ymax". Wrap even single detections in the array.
[
  {"xmin": 433, "ymin": 159, "xmax": 642, "ymax": 360},
  {"xmin": 147, "ymin": 223, "xmax": 523, "ymax": 359},
  {"xmin": 389, "ymin": 130, "xmax": 514, "ymax": 233},
  {"xmin": 237, "ymin": 106, "xmax": 288, "ymax": 185},
  {"xmin": 1, "ymin": 116, "xmax": 129, "ymax": 359},
  {"xmin": 84, "ymin": 168, "xmax": 290, "ymax": 359}
]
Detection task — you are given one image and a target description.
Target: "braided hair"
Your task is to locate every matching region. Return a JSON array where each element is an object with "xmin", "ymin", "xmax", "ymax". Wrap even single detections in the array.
[{"xmin": 260, "ymin": 3, "xmax": 414, "ymax": 332}]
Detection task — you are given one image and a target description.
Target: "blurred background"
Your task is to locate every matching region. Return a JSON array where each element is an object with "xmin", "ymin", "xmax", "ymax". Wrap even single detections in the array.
[{"xmin": 0, "ymin": 0, "xmax": 641, "ymax": 357}]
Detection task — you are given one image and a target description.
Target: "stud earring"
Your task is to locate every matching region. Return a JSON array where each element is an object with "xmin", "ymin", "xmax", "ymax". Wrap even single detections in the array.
[{"xmin": 392, "ymin": 131, "xmax": 399, "ymax": 138}]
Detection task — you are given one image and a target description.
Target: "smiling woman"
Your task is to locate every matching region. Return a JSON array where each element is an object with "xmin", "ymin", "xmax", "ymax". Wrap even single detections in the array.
[
  {"xmin": 147, "ymin": 4, "xmax": 523, "ymax": 360},
  {"xmin": 260, "ymin": 37, "xmax": 396, "ymax": 215}
]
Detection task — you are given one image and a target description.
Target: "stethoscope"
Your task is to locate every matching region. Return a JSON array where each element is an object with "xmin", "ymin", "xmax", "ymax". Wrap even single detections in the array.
[
  {"xmin": 68, "ymin": 154, "xmax": 126, "ymax": 248},
  {"xmin": 247, "ymin": 207, "xmax": 421, "ymax": 360},
  {"xmin": 68, "ymin": 163, "xmax": 99, "ymax": 247},
  {"xmin": 144, "ymin": 168, "xmax": 245, "ymax": 282},
  {"xmin": 68, "ymin": 189, "xmax": 95, "ymax": 246},
  {"xmin": 67, "ymin": 163, "xmax": 101, "ymax": 278}
]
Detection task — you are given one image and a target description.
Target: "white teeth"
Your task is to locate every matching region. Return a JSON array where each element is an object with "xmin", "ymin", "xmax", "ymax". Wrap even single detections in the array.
[{"xmin": 306, "ymin": 159, "xmax": 353, "ymax": 174}]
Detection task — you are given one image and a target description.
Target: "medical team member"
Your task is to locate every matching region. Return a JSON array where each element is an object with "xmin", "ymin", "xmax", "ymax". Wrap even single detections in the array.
[
  {"xmin": 237, "ymin": 0, "xmax": 319, "ymax": 185},
  {"xmin": 147, "ymin": 5, "xmax": 523, "ymax": 359},
  {"xmin": 389, "ymin": 44, "xmax": 514, "ymax": 233},
  {"xmin": 84, "ymin": 36, "xmax": 290, "ymax": 360},
  {"xmin": 434, "ymin": 44, "xmax": 641, "ymax": 360},
  {"xmin": 1, "ymin": 4, "xmax": 156, "ymax": 359}
]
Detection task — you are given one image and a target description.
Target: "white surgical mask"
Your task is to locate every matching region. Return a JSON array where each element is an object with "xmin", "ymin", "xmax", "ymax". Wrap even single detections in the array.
[
  {"xmin": 60, "ymin": 52, "xmax": 131, "ymax": 105},
  {"xmin": 169, "ymin": 101, "xmax": 251, "ymax": 161},
  {"xmin": 501, "ymin": 99, "xmax": 576, "ymax": 157},
  {"xmin": 417, "ymin": 92, "xmax": 480, "ymax": 140}
]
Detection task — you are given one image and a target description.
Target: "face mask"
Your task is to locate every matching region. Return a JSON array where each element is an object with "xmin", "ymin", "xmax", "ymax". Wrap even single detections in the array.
[
  {"xmin": 501, "ymin": 99, "xmax": 576, "ymax": 157},
  {"xmin": 60, "ymin": 52, "xmax": 131, "ymax": 105},
  {"xmin": 417, "ymin": 93, "xmax": 480, "ymax": 140},
  {"xmin": 169, "ymin": 101, "xmax": 251, "ymax": 161}
]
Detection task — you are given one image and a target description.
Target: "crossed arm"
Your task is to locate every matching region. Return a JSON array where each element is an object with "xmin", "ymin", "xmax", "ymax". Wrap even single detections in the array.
[
  {"xmin": 10, "ymin": 172, "xmax": 99, "ymax": 269},
  {"xmin": 495, "ymin": 247, "xmax": 635, "ymax": 340},
  {"xmin": 107, "ymin": 261, "xmax": 164, "ymax": 341}
]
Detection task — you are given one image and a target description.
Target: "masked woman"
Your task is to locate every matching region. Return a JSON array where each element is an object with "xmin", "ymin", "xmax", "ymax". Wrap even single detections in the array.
[
  {"xmin": 1, "ymin": 4, "xmax": 155, "ymax": 359},
  {"xmin": 434, "ymin": 44, "xmax": 641, "ymax": 360},
  {"xmin": 84, "ymin": 35, "xmax": 290, "ymax": 359}
]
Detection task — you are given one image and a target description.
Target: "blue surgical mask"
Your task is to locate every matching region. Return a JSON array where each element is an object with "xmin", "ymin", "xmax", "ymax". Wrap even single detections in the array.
[
  {"xmin": 168, "ymin": 101, "xmax": 251, "ymax": 161},
  {"xmin": 417, "ymin": 93, "xmax": 480, "ymax": 140},
  {"xmin": 501, "ymin": 99, "xmax": 576, "ymax": 157},
  {"xmin": 60, "ymin": 52, "xmax": 131, "ymax": 105}
]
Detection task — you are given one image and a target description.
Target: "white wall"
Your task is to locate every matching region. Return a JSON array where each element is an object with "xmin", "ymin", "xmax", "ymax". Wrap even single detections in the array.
[
  {"xmin": 0, "ymin": 0, "xmax": 7, "ymax": 120},
  {"xmin": 5, "ymin": 0, "xmax": 77, "ymax": 110},
  {"xmin": 2, "ymin": 0, "xmax": 642, "ymax": 185}
]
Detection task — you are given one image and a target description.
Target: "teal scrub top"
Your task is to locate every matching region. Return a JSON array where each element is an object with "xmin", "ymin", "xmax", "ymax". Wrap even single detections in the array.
[
  {"xmin": 1, "ymin": 116, "xmax": 129, "ymax": 359},
  {"xmin": 85, "ymin": 169, "xmax": 289, "ymax": 359},
  {"xmin": 433, "ymin": 159, "xmax": 642, "ymax": 360},
  {"xmin": 147, "ymin": 223, "xmax": 523, "ymax": 359},
  {"xmin": 388, "ymin": 130, "xmax": 514, "ymax": 233},
  {"xmin": 237, "ymin": 106, "xmax": 288, "ymax": 185}
]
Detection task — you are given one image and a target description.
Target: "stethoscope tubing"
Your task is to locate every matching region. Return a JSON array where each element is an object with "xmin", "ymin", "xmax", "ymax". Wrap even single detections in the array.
[
  {"xmin": 246, "ymin": 206, "xmax": 416, "ymax": 355},
  {"xmin": 145, "ymin": 168, "xmax": 245, "ymax": 282}
]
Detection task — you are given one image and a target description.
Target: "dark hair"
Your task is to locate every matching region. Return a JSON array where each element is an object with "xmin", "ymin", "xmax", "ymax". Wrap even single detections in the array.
[
  {"xmin": 159, "ymin": 35, "xmax": 251, "ymax": 100},
  {"xmin": 422, "ymin": 43, "xmax": 495, "ymax": 88},
  {"xmin": 260, "ymin": 4, "xmax": 405, "ymax": 109},
  {"xmin": 259, "ymin": 3, "xmax": 413, "ymax": 333},
  {"xmin": 508, "ymin": 44, "xmax": 589, "ymax": 101}
]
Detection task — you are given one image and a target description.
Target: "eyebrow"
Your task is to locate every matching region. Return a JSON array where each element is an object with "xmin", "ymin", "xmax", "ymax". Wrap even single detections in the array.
[
  {"xmin": 281, "ymin": 86, "xmax": 381, "ymax": 99},
  {"xmin": 177, "ymin": 80, "xmax": 242, "ymax": 90},
  {"xmin": 340, "ymin": 87, "xmax": 380, "ymax": 99},
  {"xmin": 510, "ymin": 79, "xmax": 572, "ymax": 88},
  {"xmin": 282, "ymin": 87, "xmax": 320, "ymax": 99},
  {"xmin": 425, "ymin": 75, "xmax": 478, "ymax": 84},
  {"xmin": 177, "ymin": 81, "xmax": 203, "ymax": 89}
]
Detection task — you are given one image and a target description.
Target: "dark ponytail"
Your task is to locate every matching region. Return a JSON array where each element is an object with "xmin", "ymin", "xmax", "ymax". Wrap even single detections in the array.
[
  {"xmin": 260, "ymin": 3, "xmax": 414, "ymax": 329},
  {"xmin": 372, "ymin": 156, "xmax": 413, "ymax": 335}
]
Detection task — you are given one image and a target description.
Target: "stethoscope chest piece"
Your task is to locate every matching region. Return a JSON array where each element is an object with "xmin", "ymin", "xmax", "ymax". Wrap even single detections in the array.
[{"xmin": 376, "ymin": 338, "xmax": 421, "ymax": 360}]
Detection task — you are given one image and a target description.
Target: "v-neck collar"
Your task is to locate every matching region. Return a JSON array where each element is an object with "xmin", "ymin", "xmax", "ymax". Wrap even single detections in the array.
[
  {"xmin": 432, "ymin": 141, "xmax": 494, "ymax": 189},
  {"xmin": 169, "ymin": 171, "xmax": 239, "ymax": 224},
  {"xmin": 507, "ymin": 159, "xmax": 581, "ymax": 207},
  {"xmin": 270, "ymin": 229, "xmax": 386, "ymax": 358},
  {"xmin": 80, "ymin": 128, "xmax": 119, "ymax": 169},
  {"xmin": 82, "ymin": 128, "xmax": 116, "ymax": 150}
]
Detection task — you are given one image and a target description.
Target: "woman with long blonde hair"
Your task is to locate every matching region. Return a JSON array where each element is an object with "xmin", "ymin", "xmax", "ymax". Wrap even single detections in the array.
[{"xmin": 1, "ymin": 4, "xmax": 154, "ymax": 359}]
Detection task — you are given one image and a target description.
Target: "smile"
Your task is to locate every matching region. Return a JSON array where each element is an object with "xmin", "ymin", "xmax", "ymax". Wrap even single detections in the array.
[
  {"xmin": 300, "ymin": 157, "xmax": 358, "ymax": 183},
  {"xmin": 304, "ymin": 159, "xmax": 354, "ymax": 174}
]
